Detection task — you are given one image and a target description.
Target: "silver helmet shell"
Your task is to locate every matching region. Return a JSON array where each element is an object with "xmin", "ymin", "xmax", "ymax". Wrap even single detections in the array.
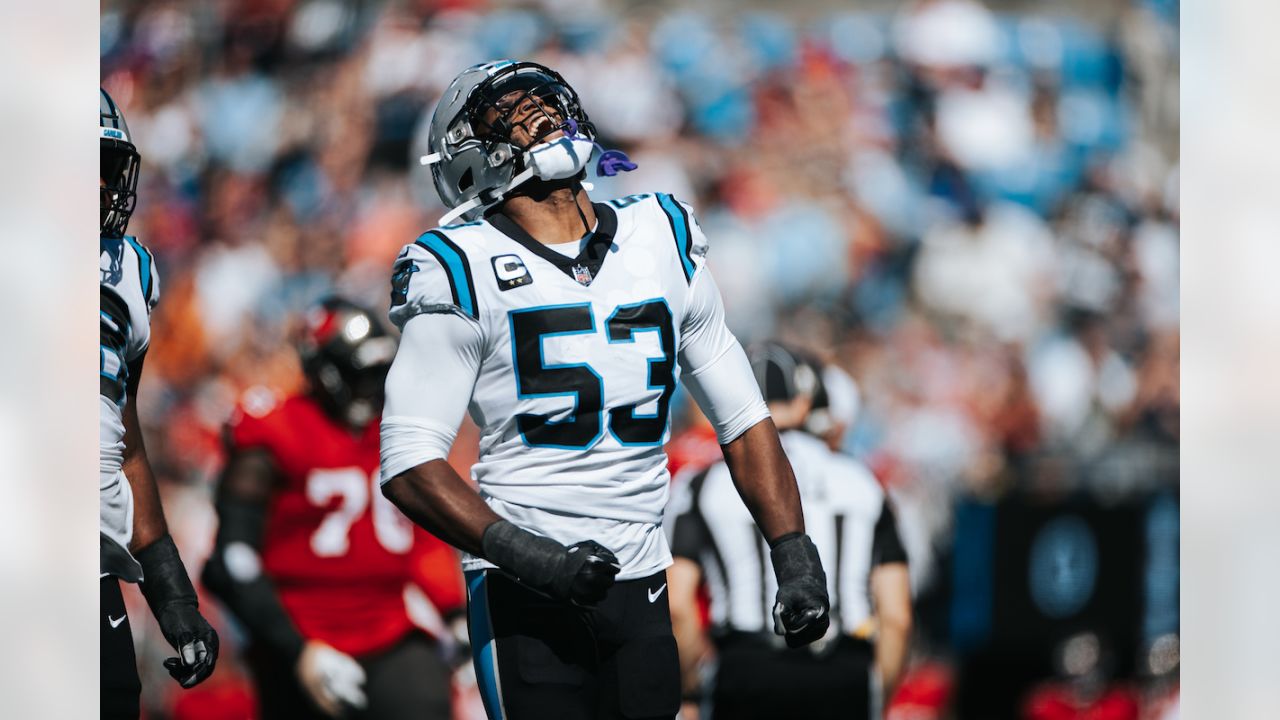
[{"xmin": 426, "ymin": 60, "xmax": 595, "ymax": 221}]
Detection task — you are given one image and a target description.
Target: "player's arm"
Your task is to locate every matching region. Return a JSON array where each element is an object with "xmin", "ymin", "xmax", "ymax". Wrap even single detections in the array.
[
  {"xmin": 121, "ymin": 354, "xmax": 219, "ymax": 688},
  {"xmin": 201, "ymin": 447, "xmax": 303, "ymax": 657},
  {"xmin": 666, "ymin": 480, "xmax": 712, "ymax": 705},
  {"xmin": 202, "ymin": 447, "xmax": 367, "ymax": 716},
  {"xmin": 380, "ymin": 311, "xmax": 618, "ymax": 605},
  {"xmin": 122, "ymin": 364, "xmax": 167, "ymax": 551},
  {"xmin": 378, "ymin": 311, "xmax": 505, "ymax": 555},
  {"xmin": 677, "ymin": 269, "xmax": 830, "ymax": 647},
  {"xmin": 869, "ymin": 499, "xmax": 912, "ymax": 697},
  {"xmin": 668, "ymin": 557, "xmax": 707, "ymax": 715}
]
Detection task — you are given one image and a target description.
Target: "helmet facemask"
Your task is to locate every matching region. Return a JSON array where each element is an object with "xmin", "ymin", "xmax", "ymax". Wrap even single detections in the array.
[
  {"xmin": 309, "ymin": 355, "xmax": 392, "ymax": 430},
  {"xmin": 466, "ymin": 66, "xmax": 596, "ymax": 156},
  {"xmin": 101, "ymin": 140, "xmax": 140, "ymax": 237}
]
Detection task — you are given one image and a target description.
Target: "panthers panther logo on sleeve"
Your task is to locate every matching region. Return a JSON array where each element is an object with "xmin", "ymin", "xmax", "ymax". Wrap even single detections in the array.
[
  {"xmin": 390, "ymin": 259, "xmax": 419, "ymax": 307},
  {"xmin": 101, "ymin": 236, "xmax": 124, "ymax": 285}
]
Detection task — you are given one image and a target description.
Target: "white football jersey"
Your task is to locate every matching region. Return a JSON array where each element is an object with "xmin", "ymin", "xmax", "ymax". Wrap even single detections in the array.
[
  {"xmin": 389, "ymin": 193, "xmax": 711, "ymax": 579},
  {"xmin": 100, "ymin": 234, "xmax": 159, "ymax": 551},
  {"xmin": 669, "ymin": 430, "xmax": 889, "ymax": 634}
]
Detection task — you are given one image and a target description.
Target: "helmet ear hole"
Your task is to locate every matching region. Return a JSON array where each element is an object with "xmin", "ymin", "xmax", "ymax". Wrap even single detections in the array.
[{"xmin": 457, "ymin": 167, "xmax": 474, "ymax": 192}]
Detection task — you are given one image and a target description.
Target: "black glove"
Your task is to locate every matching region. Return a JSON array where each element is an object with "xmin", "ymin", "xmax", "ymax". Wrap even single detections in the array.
[
  {"xmin": 482, "ymin": 520, "xmax": 621, "ymax": 606},
  {"xmin": 137, "ymin": 534, "xmax": 220, "ymax": 688},
  {"xmin": 769, "ymin": 533, "xmax": 830, "ymax": 648}
]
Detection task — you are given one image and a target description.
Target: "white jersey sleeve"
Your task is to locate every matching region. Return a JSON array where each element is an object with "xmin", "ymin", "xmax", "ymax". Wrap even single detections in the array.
[
  {"xmin": 388, "ymin": 230, "xmax": 484, "ymax": 330},
  {"xmin": 674, "ymin": 223, "xmax": 770, "ymax": 445},
  {"xmin": 379, "ymin": 311, "xmax": 484, "ymax": 485}
]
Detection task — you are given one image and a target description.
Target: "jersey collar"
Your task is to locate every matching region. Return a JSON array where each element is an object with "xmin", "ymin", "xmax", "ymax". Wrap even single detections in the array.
[{"xmin": 485, "ymin": 202, "xmax": 618, "ymax": 286}]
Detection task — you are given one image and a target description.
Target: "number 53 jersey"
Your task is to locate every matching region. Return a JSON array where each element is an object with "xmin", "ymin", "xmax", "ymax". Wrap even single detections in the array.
[{"xmin": 383, "ymin": 194, "xmax": 767, "ymax": 580}]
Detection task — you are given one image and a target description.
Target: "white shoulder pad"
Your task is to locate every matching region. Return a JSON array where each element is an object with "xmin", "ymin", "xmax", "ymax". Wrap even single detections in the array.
[
  {"xmin": 388, "ymin": 229, "xmax": 481, "ymax": 331},
  {"xmin": 653, "ymin": 193, "xmax": 709, "ymax": 283}
]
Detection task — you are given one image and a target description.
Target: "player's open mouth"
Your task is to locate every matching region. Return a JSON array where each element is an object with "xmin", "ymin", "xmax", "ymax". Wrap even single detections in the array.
[{"xmin": 527, "ymin": 115, "xmax": 563, "ymax": 143}]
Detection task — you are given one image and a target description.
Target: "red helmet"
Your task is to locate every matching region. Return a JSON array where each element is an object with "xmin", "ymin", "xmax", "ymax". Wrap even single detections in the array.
[{"xmin": 299, "ymin": 297, "xmax": 396, "ymax": 429}]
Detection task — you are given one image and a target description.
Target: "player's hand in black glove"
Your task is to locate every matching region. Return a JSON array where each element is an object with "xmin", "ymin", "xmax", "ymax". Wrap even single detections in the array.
[
  {"xmin": 482, "ymin": 520, "xmax": 621, "ymax": 606},
  {"xmin": 559, "ymin": 540, "xmax": 622, "ymax": 605},
  {"xmin": 155, "ymin": 604, "xmax": 219, "ymax": 688},
  {"xmin": 137, "ymin": 534, "xmax": 220, "ymax": 688},
  {"xmin": 769, "ymin": 533, "xmax": 830, "ymax": 648}
]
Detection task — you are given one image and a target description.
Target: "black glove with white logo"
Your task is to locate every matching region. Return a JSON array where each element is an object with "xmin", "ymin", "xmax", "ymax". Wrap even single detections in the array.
[
  {"xmin": 482, "ymin": 520, "xmax": 621, "ymax": 606},
  {"xmin": 769, "ymin": 533, "xmax": 830, "ymax": 648},
  {"xmin": 137, "ymin": 534, "xmax": 220, "ymax": 688}
]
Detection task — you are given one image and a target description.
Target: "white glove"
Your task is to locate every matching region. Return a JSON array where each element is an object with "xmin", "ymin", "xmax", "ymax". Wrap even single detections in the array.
[{"xmin": 296, "ymin": 641, "xmax": 368, "ymax": 717}]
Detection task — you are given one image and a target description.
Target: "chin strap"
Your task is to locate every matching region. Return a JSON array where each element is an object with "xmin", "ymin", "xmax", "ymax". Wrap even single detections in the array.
[
  {"xmin": 421, "ymin": 116, "xmax": 635, "ymax": 227},
  {"xmin": 435, "ymin": 166, "xmax": 536, "ymax": 226}
]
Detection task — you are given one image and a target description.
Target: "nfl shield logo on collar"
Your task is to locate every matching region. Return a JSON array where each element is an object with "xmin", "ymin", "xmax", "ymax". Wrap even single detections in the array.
[{"xmin": 572, "ymin": 264, "xmax": 593, "ymax": 286}]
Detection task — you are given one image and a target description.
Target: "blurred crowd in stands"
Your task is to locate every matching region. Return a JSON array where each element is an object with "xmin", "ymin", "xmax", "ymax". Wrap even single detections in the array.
[{"xmin": 101, "ymin": 0, "xmax": 1179, "ymax": 717}]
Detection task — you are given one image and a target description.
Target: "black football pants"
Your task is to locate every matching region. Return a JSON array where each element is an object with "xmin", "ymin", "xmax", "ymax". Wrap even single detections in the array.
[
  {"xmin": 465, "ymin": 569, "xmax": 682, "ymax": 720},
  {"xmin": 709, "ymin": 633, "xmax": 874, "ymax": 720},
  {"xmin": 101, "ymin": 576, "xmax": 142, "ymax": 720}
]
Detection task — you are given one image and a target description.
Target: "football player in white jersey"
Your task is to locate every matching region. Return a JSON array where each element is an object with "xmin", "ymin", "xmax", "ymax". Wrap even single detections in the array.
[
  {"xmin": 378, "ymin": 60, "xmax": 830, "ymax": 720},
  {"xmin": 667, "ymin": 343, "xmax": 912, "ymax": 720},
  {"xmin": 100, "ymin": 88, "xmax": 219, "ymax": 718}
]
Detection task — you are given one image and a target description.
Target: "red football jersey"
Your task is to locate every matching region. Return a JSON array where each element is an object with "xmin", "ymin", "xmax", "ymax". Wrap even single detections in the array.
[{"xmin": 228, "ymin": 391, "xmax": 463, "ymax": 657}]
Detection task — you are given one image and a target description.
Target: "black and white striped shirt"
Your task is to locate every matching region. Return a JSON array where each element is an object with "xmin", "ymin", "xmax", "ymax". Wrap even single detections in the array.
[{"xmin": 668, "ymin": 430, "xmax": 906, "ymax": 636}]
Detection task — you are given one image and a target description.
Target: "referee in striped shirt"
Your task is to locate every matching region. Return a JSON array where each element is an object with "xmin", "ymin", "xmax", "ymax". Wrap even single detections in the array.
[{"xmin": 667, "ymin": 342, "xmax": 911, "ymax": 719}]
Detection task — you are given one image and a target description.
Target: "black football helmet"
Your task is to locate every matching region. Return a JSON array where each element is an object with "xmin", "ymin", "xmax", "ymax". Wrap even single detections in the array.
[
  {"xmin": 101, "ymin": 88, "xmax": 140, "ymax": 238},
  {"xmin": 299, "ymin": 297, "xmax": 397, "ymax": 430},
  {"xmin": 748, "ymin": 341, "xmax": 820, "ymax": 405}
]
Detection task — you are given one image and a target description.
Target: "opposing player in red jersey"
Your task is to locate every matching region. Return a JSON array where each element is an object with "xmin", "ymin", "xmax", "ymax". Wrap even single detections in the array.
[{"xmin": 203, "ymin": 297, "xmax": 464, "ymax": 719}]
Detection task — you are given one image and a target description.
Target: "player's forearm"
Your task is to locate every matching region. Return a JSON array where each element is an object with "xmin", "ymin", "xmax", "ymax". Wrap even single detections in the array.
[
  {"xmin": 876, "ymin": 626, "xmax": 909, "ymax": 699},
  {"xmin": 205, "ymin": 569, "xmax": 305, "ymax": 660},
  {"xmin": 121, "ymin": 394, "xmax": 169, "ymax": 551},
  {"xmin": 382, "ymin": 459, "xmax": 503, "ymax": 557},
  {"xmin": 202, "ymin": 492, "xmax": 306, "ymax": 662},
  {"xmin": 673, "ymin": 610, "xmax": 708, "ymax": 694},
  {"xmin": 719, "ymin": 419, "xmax": 805, "ymax": 542},
  {"xmin": 668, "ymin": 559, "xmax": 709, "ymax": 695},
  {"xmin": 871, "ymin": 564, "xmax": 913, "ymax": 696}
]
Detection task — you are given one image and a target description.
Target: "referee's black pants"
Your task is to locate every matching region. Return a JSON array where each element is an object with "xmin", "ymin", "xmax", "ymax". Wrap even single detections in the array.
[{"xmin": 710, "ymin": 632, "xmax": 874, "ymax": 720}]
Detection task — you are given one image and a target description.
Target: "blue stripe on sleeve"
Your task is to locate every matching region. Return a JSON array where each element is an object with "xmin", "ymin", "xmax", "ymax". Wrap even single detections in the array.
[
  {"xmin": 415, "ymin": 231, "xmax": 478, "ymax": 319},
  {"xmin": 657, "ymin": 193, "xmax": 696, "ymax": 282},
  {"xmin": 123, "ymin": 236, "xmax": 153, "ymax": 302}
]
